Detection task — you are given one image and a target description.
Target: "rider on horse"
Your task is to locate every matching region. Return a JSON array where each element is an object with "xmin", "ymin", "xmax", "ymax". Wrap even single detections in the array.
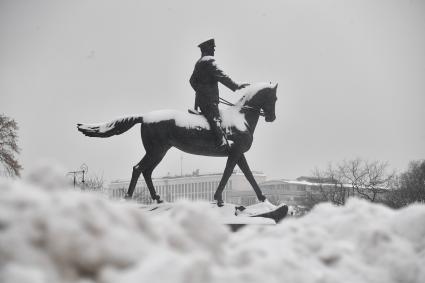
[{"xmin": 189, "ymin": 38, "xmax": 249, "ymax": 149}]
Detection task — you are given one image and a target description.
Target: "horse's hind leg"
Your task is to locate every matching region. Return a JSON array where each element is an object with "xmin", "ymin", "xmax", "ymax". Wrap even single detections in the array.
[
  {"xmin": 125, "ymin": 155, "xmax": 147, "ymax": 199},
  {"xmin": 141, "ymin": 148, "xmax": 169, "ymax": 203},
  {"xmin": 125, "ymin": 147, "xmax": 169, "ymax": 202}
]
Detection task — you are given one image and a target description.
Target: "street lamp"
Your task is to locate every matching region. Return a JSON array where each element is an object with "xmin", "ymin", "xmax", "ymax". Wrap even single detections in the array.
[{"xmin": 68, "ymin": 163, "xmax": 88, "ymax": 189}]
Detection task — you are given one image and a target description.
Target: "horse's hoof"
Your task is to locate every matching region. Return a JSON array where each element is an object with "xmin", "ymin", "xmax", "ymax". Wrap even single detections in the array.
[
  {"xmin": 216, "ymin": 200, "xmax": 224, "ymax": 207},
  {"xmin": 213, "ymin": 193, "xmax": 224, "ymax": 207},
  {"xmin": 259, "ymin": 195, "xmax": 266, "ymax": 202},
  {"xmin": 124, "ymin": 194, "xmax": 132, "ymax": 200},
  {"xmin": 153, "ymin": 195, "xmax": 163, "ymax": 204}
]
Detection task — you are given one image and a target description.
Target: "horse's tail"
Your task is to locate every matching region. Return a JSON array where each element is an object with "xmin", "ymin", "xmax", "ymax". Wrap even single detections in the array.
[{"xmin": 77, "ymin": 115, "xmax": 143, "ymax": 138}]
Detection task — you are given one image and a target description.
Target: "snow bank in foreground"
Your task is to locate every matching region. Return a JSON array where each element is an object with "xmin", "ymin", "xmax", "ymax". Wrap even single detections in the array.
[{"xmin": 0, "ymin": 175, "xmax": 424, "ymax": 283}]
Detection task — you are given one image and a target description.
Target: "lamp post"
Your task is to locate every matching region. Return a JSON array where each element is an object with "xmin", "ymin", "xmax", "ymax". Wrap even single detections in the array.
[
  {"xmin": 180, "ymin": 154, "xmax": 183, "ymax": 176},
  {"xmin": 68, "ymin": 163, "xmax": 88, "ymax": 189}
]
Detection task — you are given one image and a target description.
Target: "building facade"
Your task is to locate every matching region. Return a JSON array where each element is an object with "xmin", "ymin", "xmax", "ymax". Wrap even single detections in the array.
[
  {"xmin": 258, "ymin": 179, "xmax": 318, "ymax": 206},
  {"xmin": 259, "ymin": 177, "xmax": 380, "ymax": 208},
  {"xmin": 109, "ymin": 173, "xmax": 356, "ymax": 207}
]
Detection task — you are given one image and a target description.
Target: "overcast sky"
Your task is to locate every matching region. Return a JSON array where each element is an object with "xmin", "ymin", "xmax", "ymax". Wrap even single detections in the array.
[{"xmin": 1, "ymin": 0, "xmax": 424, "ymax": 183}]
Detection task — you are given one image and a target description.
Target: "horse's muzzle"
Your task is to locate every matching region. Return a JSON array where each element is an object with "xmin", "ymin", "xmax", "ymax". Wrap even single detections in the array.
[{"xmin": 265, "ymin": 115, "xmax": 276, "ymax": 122}]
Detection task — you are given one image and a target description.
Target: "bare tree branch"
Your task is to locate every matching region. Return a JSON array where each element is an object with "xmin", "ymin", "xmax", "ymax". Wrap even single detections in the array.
[
  {"xmin": 311, "ymin": 158, "xmax": 395, "ymax": 205},
  {"xmin": 0, "ymin": 114, "xmax": 22, "ymax": 177}
]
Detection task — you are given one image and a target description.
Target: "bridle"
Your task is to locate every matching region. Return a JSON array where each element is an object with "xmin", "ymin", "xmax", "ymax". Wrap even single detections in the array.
[{"xmin": 219, "ymin": 97, "xmax": 265, "ymax": 117}]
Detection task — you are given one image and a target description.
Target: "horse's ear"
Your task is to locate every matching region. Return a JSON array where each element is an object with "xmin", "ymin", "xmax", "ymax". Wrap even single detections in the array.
[{"xmin": 273, "ymin": 83, "xmax": 278, "ymax": 90}]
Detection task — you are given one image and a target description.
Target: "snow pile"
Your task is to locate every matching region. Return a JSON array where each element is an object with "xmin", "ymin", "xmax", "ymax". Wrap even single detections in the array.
[
  {"xmin": 1, "ymin": 170, "xmax": 424, "ymax": 283},
  {"xmin": 230, "ymin": 201, "xmax": 425, "ymax": 283}
]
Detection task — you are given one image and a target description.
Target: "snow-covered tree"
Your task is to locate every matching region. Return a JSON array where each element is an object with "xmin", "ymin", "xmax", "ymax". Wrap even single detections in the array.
[{"xmin": 386, "ymin": 160, "xmax": 425, "ymax": 208}]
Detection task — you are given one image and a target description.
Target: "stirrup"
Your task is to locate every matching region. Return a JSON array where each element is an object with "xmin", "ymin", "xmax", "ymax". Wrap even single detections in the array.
[
  {"xmin": 216, "ymin": 137, "xmax": 231, "ymax": 152},
  {"xmin": 216, "ymin": 138, "xmax": 227, "ymax": 147}
]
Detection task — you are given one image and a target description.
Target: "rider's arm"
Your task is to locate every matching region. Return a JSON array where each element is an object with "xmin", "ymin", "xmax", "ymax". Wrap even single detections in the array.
[{"xmin": 209, "ymin": 58, "xmax": 241, "ymax": 91}]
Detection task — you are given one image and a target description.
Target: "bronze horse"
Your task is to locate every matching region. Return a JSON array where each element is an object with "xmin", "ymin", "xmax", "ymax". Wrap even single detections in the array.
[{"xmin": 77, "ymin": 83, "xmax": 278, "ymax": 206}]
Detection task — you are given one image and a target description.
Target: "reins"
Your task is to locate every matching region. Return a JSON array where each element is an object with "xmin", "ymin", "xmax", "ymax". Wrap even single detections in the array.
[{"xmin": 219, "ymin": 97, "xmax": 265, "ymax": 117}]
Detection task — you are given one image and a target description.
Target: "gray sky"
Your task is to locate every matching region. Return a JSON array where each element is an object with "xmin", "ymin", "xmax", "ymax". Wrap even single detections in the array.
[{"xmin": 1, "ymin": 0, "xmax": 425, "ymax": 183}]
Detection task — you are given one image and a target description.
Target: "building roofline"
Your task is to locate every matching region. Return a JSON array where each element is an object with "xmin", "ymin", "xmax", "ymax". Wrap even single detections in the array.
[
  {"xmin": 259, "ymin": 178, "xmax": 353, "ymax": 187},
  {"xmin": 110, "ymin": 169, "xmax": 265, "ymax": 184}
]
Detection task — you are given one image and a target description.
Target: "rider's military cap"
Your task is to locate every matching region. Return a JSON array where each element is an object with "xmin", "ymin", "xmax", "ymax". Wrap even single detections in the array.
[{"xmin": 198, "ymin": 38, "xmax": 215, "ymax": 50}]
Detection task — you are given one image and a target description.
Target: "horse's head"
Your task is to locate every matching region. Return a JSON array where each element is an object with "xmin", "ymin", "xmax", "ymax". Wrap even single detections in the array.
[
  {"xmin": 237, "ymin": 83, "xmax": 278, "ymax": 122},
  {"xmin": 261, "ymin": 83, "xmax": 278, "ymax": 122}
]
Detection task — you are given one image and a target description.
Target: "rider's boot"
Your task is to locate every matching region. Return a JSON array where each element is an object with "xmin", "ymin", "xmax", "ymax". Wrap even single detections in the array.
[{"xmin": 213, "ymin": 120, "xmax": 230, "ymax": 152}]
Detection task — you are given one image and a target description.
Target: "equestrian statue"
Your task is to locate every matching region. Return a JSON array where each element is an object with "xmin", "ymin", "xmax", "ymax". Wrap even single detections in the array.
[{"xmin": 77, "ymin": 38, "xmax": 278, "ymax": 207}]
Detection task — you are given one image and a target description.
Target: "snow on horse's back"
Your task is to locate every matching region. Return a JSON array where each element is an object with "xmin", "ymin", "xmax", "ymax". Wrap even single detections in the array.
[
  {"xmin": 77, "ymin": 107, "xmax": 247, "ymax": 138},
  {"xmin": 143, "ymin": 108, "xmax": 247, "ymax": 132},
  {"xmin": 143, "ymin": 109, "xmax": 209, "ymax": 129}
]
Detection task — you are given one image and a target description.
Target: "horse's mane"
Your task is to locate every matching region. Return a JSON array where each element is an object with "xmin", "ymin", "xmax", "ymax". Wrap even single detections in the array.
[{"xmin": 234, "ymin": 82, "xmax": 275, "ymax": 107}]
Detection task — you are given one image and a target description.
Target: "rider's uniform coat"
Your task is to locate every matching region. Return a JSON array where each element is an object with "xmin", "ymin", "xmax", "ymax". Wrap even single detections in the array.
[{"xmin": 189, "ymin": 56, "xmax": 239, "ymax": 110}]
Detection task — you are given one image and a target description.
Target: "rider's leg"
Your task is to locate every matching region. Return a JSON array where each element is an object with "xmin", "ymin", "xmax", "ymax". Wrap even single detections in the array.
[{"xmin": 200, "ymin": 103, "xmax": 228, "ymax": 147}]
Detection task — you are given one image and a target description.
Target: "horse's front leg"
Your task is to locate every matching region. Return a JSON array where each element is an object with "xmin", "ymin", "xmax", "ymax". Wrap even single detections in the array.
[
  {"xmin": 214, "ymin": 152, "xmax": 241, "ymax": 207},
  {"xmin": 237, "ymin": 154, "xmax": 266, "ymax": 202}
]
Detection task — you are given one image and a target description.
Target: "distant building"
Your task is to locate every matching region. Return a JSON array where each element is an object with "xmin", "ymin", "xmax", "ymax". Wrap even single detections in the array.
[
  {"xmin": 109, "ymin": 170, "xmax": 267, "ymax": 204},
  {"xmin": 259, "ymin": 177, "xmax": 384, "ymax": 209},
  {"xmin": 259, "ymin": 178, "xmax": 321, "ymax": 206},
  {"xmin": 109, "ymin": 173, "xmax": 359, "ymax": 207}
]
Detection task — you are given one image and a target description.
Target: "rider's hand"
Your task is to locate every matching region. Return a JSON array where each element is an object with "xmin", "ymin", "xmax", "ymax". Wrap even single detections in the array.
[{"xmin": 238, "ymin": 83, "xmax": 250, "ymax": 90}]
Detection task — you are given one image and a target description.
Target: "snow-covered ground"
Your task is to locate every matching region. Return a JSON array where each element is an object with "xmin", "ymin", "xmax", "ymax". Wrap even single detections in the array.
[{"xmin": 0, "ymin": 167, "xmax": 424, "ymax": 283}]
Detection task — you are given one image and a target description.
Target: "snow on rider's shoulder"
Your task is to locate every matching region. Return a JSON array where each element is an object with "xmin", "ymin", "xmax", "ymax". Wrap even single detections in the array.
[
  {"xmin": 200, "ymin": 56, "xmax": 218, "ymax": 68},
  {"xmin": 199, "ymin": 55, "xmax": 214, "ymax": 62}
]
